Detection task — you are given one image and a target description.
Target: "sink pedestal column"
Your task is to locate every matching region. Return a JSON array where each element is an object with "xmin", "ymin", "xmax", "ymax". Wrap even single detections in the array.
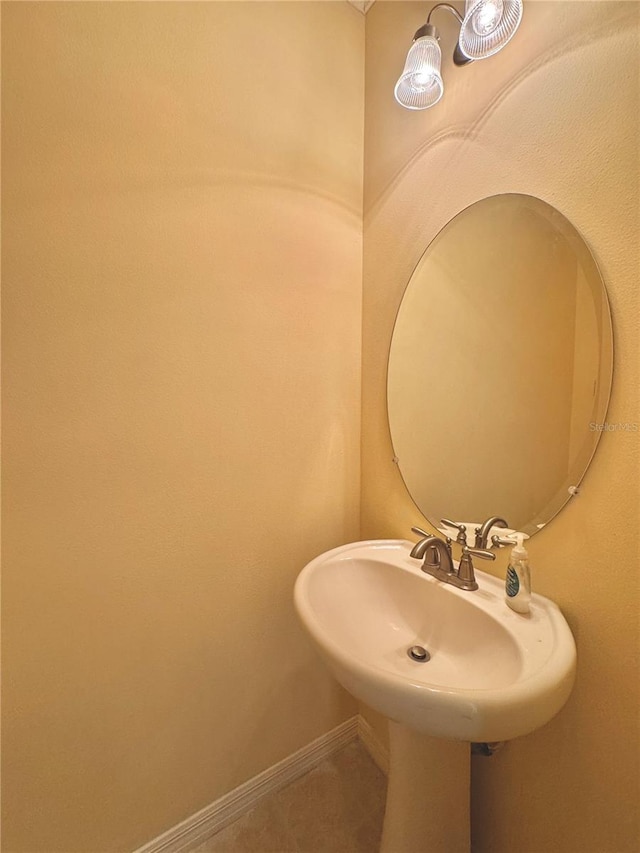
[{"xmin": 380, "ymin": 722, "xmax": 470, "ymax": 853}]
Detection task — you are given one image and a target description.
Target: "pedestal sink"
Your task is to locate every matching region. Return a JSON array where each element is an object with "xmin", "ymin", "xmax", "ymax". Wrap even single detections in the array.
[{"xmin": 294, "ymin": 540, "xmax": 576, "ymax": 853}]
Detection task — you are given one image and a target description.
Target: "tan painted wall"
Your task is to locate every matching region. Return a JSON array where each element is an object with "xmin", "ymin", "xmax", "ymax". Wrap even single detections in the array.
[
  {"xmin": 2, "ymin": 2, "xmax": 363, "ymax": 851},
  {"xmin": 363, "ymin": 2, "xmax": 639, "ymax": 852},
  {"xmin": 4, "ymin": 2, "xmax": 639, "ymax": 852}
]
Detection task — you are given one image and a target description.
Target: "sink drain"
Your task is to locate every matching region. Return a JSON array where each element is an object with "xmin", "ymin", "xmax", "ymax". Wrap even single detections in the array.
[{"xmin": 407, "ymin": 645, "xmax": 430, "ymax": 662}]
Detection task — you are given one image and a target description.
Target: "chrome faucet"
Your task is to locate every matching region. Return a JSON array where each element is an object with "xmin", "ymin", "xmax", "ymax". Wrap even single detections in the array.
[
  {"xmin": 474, "ymin": 516, "xmax": 509, "ymax": 549},
  {"xmin": 410, "ymin": 527, "xmax": 495, "ymax": 591}
]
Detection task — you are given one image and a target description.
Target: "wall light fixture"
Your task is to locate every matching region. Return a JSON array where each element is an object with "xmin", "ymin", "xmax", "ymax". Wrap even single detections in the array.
[{"xmin": 394, "ymin": 1, "xmax": 523, "ymax": 110}]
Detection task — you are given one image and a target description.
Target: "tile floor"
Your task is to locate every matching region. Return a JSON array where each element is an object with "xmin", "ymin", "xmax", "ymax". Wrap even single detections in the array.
[{"xmin": 191, "ymin": 740, "xmax": 387, "ymax": 853}]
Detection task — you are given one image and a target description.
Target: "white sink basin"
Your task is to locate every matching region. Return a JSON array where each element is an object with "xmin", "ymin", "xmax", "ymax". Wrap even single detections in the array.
[{"xmin": 294, "ymin": 539, "xmax": 576, "ymax": 742}]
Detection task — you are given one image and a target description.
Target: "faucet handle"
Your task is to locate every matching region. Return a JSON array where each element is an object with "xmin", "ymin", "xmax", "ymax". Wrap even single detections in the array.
[
  {"xmin": 456, "ymin": 546, "xmax": 495, "ymax": 589},
  {"xmin": 411, "ymin": 526, "xmax": 431, "ymax": 539},
  {"xmin": 491, "ymin": 535, "xmax": 516, "ymax": 548},
  {"xmin": 440, "ymin": 518, "xmax": 468, "ymax": 545},
  {"xmin": 463, "ymin": 547, "xmax": 496, "ymax": 561}
]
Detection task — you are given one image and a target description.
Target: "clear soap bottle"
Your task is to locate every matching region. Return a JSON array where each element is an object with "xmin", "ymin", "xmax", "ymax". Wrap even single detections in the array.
[{"xmin": 505, "ymin": 534, "xmax": 531, "ymax": 614}]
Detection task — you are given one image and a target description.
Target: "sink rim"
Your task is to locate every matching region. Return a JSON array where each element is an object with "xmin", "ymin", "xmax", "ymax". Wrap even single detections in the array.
[{"xmin": 295, "ymin": 539, "xmax": 577, "ymax": 741}]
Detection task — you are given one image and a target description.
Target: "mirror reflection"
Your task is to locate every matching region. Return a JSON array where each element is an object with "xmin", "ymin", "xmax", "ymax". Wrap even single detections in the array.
[{"xmin": 387, "ymin": 194, "xmax": 613, "ymax": 539}]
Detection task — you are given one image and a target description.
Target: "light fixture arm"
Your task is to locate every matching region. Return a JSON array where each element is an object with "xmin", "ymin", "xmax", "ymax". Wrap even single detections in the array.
[
  {"xmin": 426, "ymin": 3, "xmax": 464, "ymax": 26},
  {"xmin": 422, "ymin": 3, "xmax": 473, "ymax": 66}
]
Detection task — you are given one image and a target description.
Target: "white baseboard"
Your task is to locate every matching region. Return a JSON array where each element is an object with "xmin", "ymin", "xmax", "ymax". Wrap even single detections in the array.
[{"xmin": 134, "ymin": 716, "xmax": 360, "ymax": 853}]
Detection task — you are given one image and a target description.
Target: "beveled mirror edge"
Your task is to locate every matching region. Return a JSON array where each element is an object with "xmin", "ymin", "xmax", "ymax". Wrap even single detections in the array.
[{"xmin": 520, "ymin": 273, "xmax": 614, "ymax": 537}]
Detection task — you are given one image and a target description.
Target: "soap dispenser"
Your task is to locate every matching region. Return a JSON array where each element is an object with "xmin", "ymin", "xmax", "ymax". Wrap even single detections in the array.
[{"xmin": 505, "ymin": 534, "xmax": 531, "ymax": 614}]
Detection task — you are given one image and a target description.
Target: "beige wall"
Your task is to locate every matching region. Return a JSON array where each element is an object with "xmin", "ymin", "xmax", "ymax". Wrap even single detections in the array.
[
  {"xmin": 3, "ymin": 2, "xmax": 639, "ymax": 852},
  {"xmin": 363, "ymin": 2, "xmax": 639, "ymax": 852},
  {"xmin": 2, "ymin": 2, "xmax": 363, "ymax": 851}
]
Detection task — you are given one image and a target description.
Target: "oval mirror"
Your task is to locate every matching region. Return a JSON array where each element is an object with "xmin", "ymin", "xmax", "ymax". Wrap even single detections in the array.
[{"xmin": 387, "ymin": 194, "xmax": 613, "ymax": 540}]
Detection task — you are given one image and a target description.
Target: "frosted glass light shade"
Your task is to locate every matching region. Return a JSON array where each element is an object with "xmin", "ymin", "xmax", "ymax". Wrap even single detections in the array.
[
  {"xmin": 459, "ymin": 0, "xmax": 523, "ymax": 60},
  {"xmin": 394, "ymin": 35, "xmax": 444, "ymax": 110}
]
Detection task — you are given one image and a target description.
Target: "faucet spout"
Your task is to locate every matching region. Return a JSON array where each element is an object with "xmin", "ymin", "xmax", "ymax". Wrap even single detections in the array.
[
  {"xmin": 475, "ymin": 516, "xmax": 509, "ymax": 549},
  {"xmin": 409, "ymin": 529, "xmax": 487, "ymax": 592},
  {"xmin": 410, "ymin": 535, "xmax": 455, "ymax": 575}
]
